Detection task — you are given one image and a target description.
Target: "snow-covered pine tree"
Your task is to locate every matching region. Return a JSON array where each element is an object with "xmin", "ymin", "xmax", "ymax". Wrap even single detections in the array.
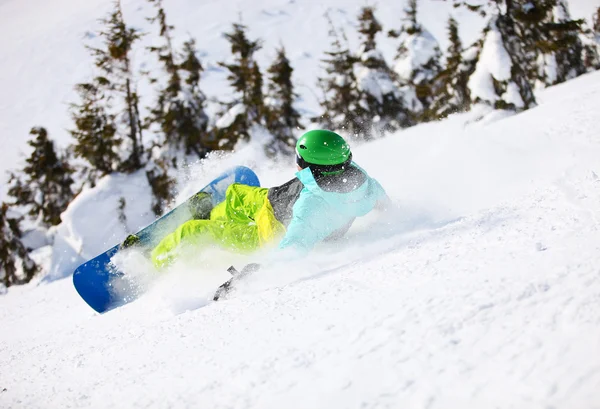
[
  {"xmin": 581, "ymin": 7, "xmax": 600, "ymax": 71},
  {"xmin": 145, "ymin": 158, "xmax": 175, "ymax": 216},
  {"xmin": 317, "ymin": 15, "xmax": 370, "ymax": 139},
  {"xmin": 0, "ymin": 203, "xmax": 39, "ymax": 288},
  {"xmin": 144, "ymin": 38, "xmax": 208, "ymax": 215},
  {"xmin": 391, "ymin": 0, "xmax": 442, "ymax": 116},
  {"xmin": 8, "ymin": 128, "xmax": 75, "ymax": 227},
  {"xmin": 70, "ymin": 81, "xmax": 121, "ymax": 184},
  {"xmin": 427, "ymin": 16, "xmax": 473, "ymax": 119},
  {"xmin": 265, "ymin": 46, "xmax": 302, "ymax": 155},
  {"xmin": 514, "ymin": 0, "xmax": 586, "ymax": 88},
  {"xmin": 215, "ymin": 23, "xmax": 266, "ymax": 150},
  {"xmin": 178, "ymin": 38, "xmax": 210, "ymax": 155},
  {"xmin": 354, "ymin": 6, "xmax": 411, "ymax": 135},
  {"xmin": 467, "ymin": 8, "xmax": 536, "ymax": 112},
  {"xmin": 88, "ymin": 0, "xmax": 145, "ymax": 173},
  {"xmin": 146, "ymin": 0, "xmax": 209, "ymax": 163}
]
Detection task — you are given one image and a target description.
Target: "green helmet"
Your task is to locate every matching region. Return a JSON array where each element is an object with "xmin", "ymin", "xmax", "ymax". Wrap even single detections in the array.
[{"xmin": 295, "ymin": 130, "xmax": 352, "ymax": 169}]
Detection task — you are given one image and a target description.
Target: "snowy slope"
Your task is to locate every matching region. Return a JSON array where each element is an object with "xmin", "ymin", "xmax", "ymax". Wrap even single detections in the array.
[
  {"xmin": 1, "ymin": 68, "xmax": 600, "ymax": 408},
  {"xmin": 1, "ymin": 0, "xmax": 597, "ymax": 197}
]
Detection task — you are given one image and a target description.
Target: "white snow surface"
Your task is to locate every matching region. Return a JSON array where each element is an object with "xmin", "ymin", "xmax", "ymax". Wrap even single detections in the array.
[
  {"xmin": 393, "ymin": 28, "xmax": 441, "ymax": 83},
  {"xmin": 47, "ymin": 171, "xmax": 155, "ymax": 281},
  {"xmin": 504, "ymin": 82, "xmax": 525, "ymax": 108},
  {"xmin": 215, "ymin": 103, "xmax": 246, "ymax": 129},
  {"xmin": 467, "ymin": 16, "xmax": 514, "ymax": 105},
  {"xmin": 1, "ymin": 68, "xmax": 600, "ymax": 408},
  {"xmin": 356, "ymin": 66, "xmax": 398, "ymax": 105},
  {"xmin": 538, "ymin": 52, "xmax": 559, "ymax": 89}
]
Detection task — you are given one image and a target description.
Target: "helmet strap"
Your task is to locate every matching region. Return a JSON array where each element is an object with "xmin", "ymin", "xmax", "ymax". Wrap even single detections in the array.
[
  {"xmin": 296, "ymin": 152, "xmax": 353, "ymax": 177},
  {"xmin": 310, "ymin": 155, "xmax": 353, "ymax": 178}
]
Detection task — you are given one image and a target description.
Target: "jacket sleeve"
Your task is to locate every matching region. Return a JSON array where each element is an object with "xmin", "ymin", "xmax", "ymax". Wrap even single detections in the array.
[
  {"xmin": 372, "ymin": 178, "xmax": 393, "ymax": 211},
  {"xmin": 278, "ymin": 193, "xmax": 329, "ymax": 254}
]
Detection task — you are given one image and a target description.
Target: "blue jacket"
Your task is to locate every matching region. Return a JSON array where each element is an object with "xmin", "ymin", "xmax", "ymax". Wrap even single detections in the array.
[{"xmin": 278, "ymin": 163, "xmax": 387, "ymax": 253}]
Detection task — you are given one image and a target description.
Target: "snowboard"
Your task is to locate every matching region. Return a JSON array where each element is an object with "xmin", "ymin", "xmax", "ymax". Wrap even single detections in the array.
[{"xmin": 73, "ymin": 166, "xmax": 260, "ymax": 313}]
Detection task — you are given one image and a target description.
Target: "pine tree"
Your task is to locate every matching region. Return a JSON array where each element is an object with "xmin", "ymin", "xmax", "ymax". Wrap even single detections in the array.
[
  {"xmin": 317, "ymin": 15, "xmax": 370, "ymax": 139},
  {"xmin": 354, "ymin": 6, "xmax": 411, "ymax": 134},
  {"xmin": 467, "ymin": 10, "xmax": 536, "ymax": 111},
  {"xmin": 392, "ymin": 0, "xmax": 443, "ymax": 115},
  {"xmin": 265, "ymin": 46, "xmax": 302, "ymax": 154},
  {"xmin": 400, "ymin": 0, "xmax": 419, "ymax": 35},
  {"xmin": 215, "ymin": 23, "xmax": 266, "ymax": 150},
  {"xmin": 581, "ymin": 7, "xmax": 600, "ymax": 71},
  {"xmin": 88, "ymin": 0, "xmax": 145, "ymax": 173},
  {"xmin": 429, "ymin": 16, "xmax": 472, "ymax": 119},
  {"xmin": 358, "ymin": 6, "xmax": 382, "ymax": 54},
  {"xmin": 0, "ymin": 203, "xmax": 39, "ymax": 287},
  {"xmin": 8, "ymin": 128, "xmax": 75, "ymax": 227},
  {"xmin": 70, "ymin": 81, "xmax": 121, "ymax": 183},
  {"xmin": 513, "ymin": 0, "xmax": 586, "ymax": 87},
  {"xmin": 178, "ymin": 38, "xmax": 210, "ymax": 156},
  {"xmin": 146, "ymin": 0, "xmax": 209, "ymax": 162},
  {"xmin": 145, "ymin": 159, "xmax": 175, "ymax": 216}
]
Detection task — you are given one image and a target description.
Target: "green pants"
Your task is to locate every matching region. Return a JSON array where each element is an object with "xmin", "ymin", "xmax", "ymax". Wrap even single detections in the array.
[{"xmin": 151, "ymin": 184, "xmax": 285, "ymax": 268}]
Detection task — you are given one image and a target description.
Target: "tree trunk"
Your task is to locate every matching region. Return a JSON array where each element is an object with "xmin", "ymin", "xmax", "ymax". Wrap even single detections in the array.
[{"xmin": 125, "ymin": 78, "xmax": 141, "ymax": 169}]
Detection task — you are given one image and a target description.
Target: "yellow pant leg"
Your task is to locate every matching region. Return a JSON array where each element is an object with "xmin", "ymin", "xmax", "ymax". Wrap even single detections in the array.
[
  {"xmin": 151, "ymin": 184, "xmax": 286, "ymax": 269},
  {"xmin": 151, "ymin": 219, "xmax": 217, "ymax": 269}
]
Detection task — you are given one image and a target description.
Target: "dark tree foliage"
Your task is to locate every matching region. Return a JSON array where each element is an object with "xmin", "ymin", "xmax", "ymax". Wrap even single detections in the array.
[
  {"xmin": 402, "ymin": 0, "xmax": 419, "ymax": 34},
  {"xmin": 70, "ymin": 81, "xmax": 121, "ymax": 181},
  {"xmin": 317, "ymin": 16, "xmax": 370, "ymax": 139},
  {"xmin": 581, "ymin": 7, "xmax": 600, "ymax": 70},
  {"xmin": 355, "ymin": 6, "xmax": 411, "ymax": 133},
  {"xmin": 513, "ymin": 0, "xmax": 586, "ymax": 86},
  {"xmin": 146, "ymin": 0, "xmax": 209, "ymax": 161},
  {"xmin": 428, "ymin": 17, "xmax": 472, "ymax": 119},
  {"xmin": 177, "ymin": 39, "xmax": 210, "ymax": 156},
  {"xmin": 88, "ymin": 0, "xmax": 145, "ymax": 173},
  {"xmin": 8, "ymin": 128, "xmax": 75, "ymax": 227},
  {"xmin": 0, "ymin": 203, "xmax": 39, "ymax": 288},
  {"xmin": 460, "ymin": 1, "xmax": 536, "ymax": 111},
  {"xmin": 216, "ymin": 23, "xmax": 266, "ymax": 150},
  {"xmin": 265, "ymin": 46, "xmax": 302, "ymax": 154},
  {"xmin": 494, "ymin": 12, "xmax": 536, "ymax": 110},
  {"xmin": 146, "ymin": 160, "xmax": 175, "ymax": 216},
  {"xmin": 249, "ymin": 61, "xmax": 265, "ymax": 120},
  {"xmin": 358, "ymin": 6, "xmax": 383, "ymax": 53}
]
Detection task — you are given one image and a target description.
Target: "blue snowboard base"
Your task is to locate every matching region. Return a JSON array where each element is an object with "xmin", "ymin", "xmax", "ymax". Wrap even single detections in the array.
[{"xmin": 73, "ymin": 166, "xmax": 260, "ymax": 313}]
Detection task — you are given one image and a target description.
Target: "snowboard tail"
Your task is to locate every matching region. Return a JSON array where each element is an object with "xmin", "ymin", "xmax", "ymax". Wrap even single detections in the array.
[{"xmin": 72, "ymin": 166, "xmax": 260, "ymax": 313}]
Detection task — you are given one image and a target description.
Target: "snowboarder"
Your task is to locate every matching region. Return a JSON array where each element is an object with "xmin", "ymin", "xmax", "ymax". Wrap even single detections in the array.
[{"xmin": 151, "ymin": 129, "xmax": 390, "ymax": 268}]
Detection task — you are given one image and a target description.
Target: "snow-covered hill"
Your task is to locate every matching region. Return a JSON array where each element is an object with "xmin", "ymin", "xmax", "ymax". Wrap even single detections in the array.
[{"xmin": 1, "ymin": 66, "xmax": 600, "ymax": 408}]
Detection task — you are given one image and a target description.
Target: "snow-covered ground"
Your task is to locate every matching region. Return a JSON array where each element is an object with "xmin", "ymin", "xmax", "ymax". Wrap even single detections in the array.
[{"xmin": 2, "ymin": 67, "xmax": 600, "ymax": 408}]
